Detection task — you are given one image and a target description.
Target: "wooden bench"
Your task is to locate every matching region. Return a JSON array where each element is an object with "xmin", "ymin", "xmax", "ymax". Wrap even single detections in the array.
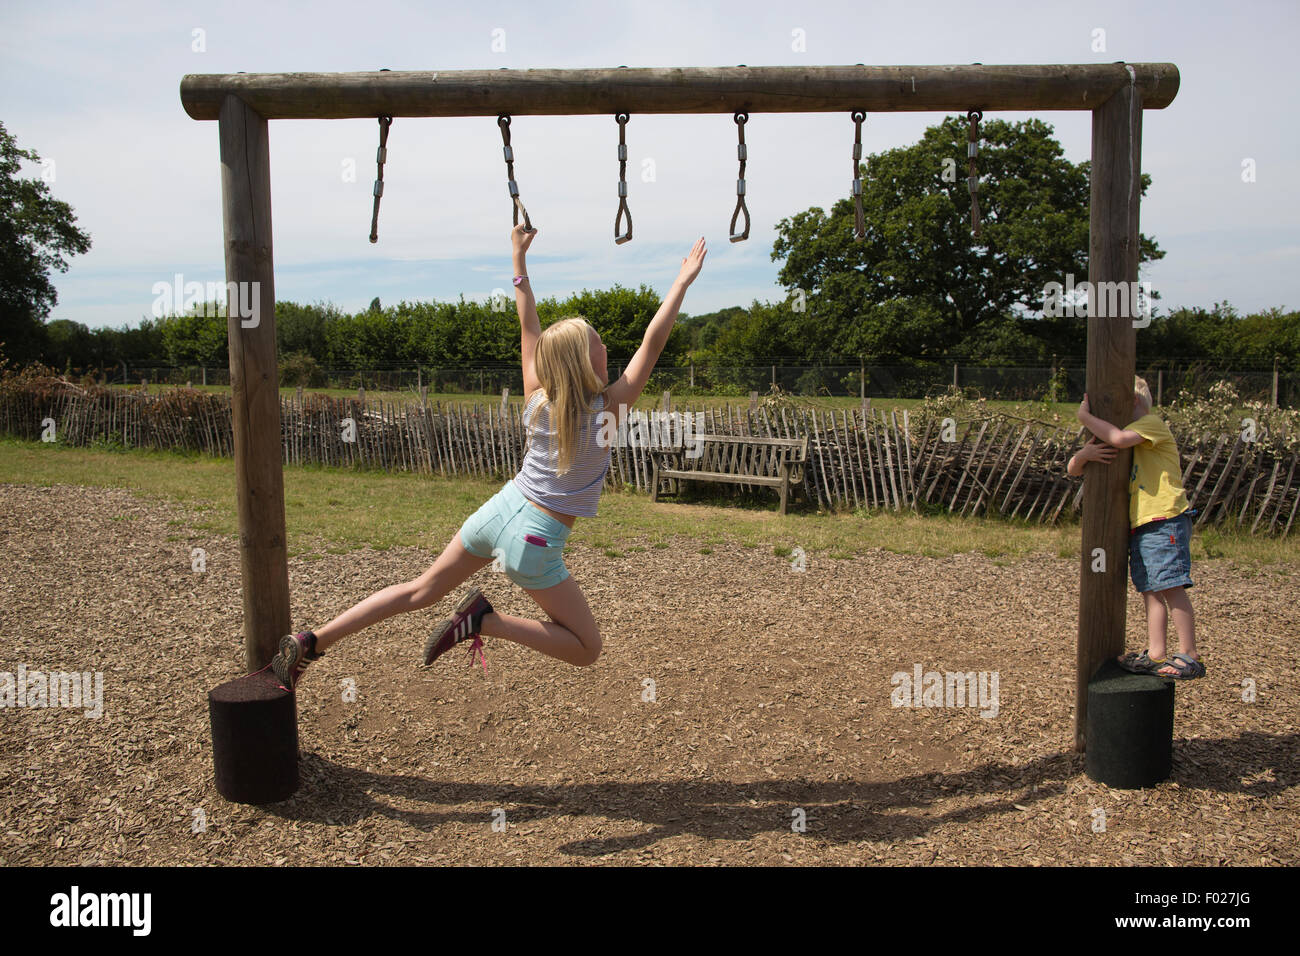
[{"xmin": 649, "ymin": 434, "xmax": 808, "ymax": 514}]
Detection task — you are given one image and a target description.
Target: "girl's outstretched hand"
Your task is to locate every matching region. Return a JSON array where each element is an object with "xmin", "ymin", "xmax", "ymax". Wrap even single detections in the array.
[
  {"xmin": 511, "ymin": 223, "xmax": 537, "ymax": 255},
  {"xmin": 676, "ymin": 237, "xmax": 707, "ymax": 287}
]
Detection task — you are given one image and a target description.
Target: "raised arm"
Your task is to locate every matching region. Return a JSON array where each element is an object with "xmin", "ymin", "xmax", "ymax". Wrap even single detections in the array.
[
  {"xmin": 511, "ymin": 224, "xmax": 542, "ymax": 396},
  {"xmin": 1076, "ymin": 393, "xmax": 1146, "ymax": 448},
  {"xmin": 604, "ymin": 237, "xmax": 707, "ymax": 426}
]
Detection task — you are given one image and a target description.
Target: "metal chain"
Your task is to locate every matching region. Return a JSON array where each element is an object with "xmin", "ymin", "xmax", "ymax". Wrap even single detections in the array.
[
  {"xmin": 851, "ymin": 110, "xmax": 866, "ymax": 241},
  {"xmin": 614, "ymin": 112, "xmax": 632, "ymax": 244},
  {"xmin": 369, "ymin": 115, "xmax": 393, "ymax": 243},
  {"xmin": 729, "ymin": 111, "xmax": 750, "ymax": 242},
  {"xmin": 967, "ymin": 109, "xmax": 983, "ymax": 238},
  {"xmin": 498, "ymin": 114, "xmax": 534, "ymax": 232}
]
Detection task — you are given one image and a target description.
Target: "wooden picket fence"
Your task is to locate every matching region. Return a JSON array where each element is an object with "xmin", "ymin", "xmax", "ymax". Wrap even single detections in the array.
[{"xmin": 3, "ymin": 382, "xmax": 1296, "ymax": 536}]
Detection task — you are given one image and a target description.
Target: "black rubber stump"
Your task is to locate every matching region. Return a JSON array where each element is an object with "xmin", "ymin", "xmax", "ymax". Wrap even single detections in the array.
[
  {"xmin": 1085, "ymin": 659, "xmax": 1175, "ymax": 789},
  {"xmin": 208, "ymin": 668, "xmax": 299, "ymax": 804}
]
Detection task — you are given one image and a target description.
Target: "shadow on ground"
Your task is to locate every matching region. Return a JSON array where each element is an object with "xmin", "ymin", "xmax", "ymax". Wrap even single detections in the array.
[{"xmin": 262, "ymin": 732, "xmax": 1297, "ymax": 857}]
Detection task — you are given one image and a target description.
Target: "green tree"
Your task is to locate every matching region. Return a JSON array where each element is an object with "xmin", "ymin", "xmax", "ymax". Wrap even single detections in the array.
[
  {"xmin": 158, "ymin": 308, "xmax": 228, "ymax": 366},
  {"xmin": 277, "ymin": 300, "xmax": 341, "ymax": 362},
  {"xmin": 771, "ymin": 116, "xmax": 1164, "ymax": 364},
  {"xmin": 43, "ymin": 319, "xmax": 97, "ymax": 370},
  {"xmin": 548, "ymin": 284, "xmax": 690, "ymax": 367},
  {"xmin": 680, "ymin": 306, "xmax": 745, "ymax": 357},
  {"xmin": 0, "ymin": 120, "xmax": 92, "ymax": 364}
]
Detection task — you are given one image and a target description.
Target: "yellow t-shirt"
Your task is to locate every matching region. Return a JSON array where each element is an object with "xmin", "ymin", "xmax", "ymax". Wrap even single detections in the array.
[{"xmin": 1125, "ymin": 412, "xmax": 1189, "ymax": 530}]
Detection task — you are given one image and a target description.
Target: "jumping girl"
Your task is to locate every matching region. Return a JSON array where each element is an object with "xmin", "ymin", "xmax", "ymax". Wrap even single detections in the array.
[{"xmin": 271, "ymin": 225, "xmax": 708, "ymax": 690}]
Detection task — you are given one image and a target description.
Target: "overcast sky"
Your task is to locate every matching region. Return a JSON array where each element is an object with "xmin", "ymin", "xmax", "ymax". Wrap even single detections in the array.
[{"xmin": 1, "ymin": 0, "xmax": 1295, "ymax": 331}]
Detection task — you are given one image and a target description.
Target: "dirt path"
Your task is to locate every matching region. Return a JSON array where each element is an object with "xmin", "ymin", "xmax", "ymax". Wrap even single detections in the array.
[{"xmin": 1, "ymin": 483, "xmax": 1296, "ymax": 865}]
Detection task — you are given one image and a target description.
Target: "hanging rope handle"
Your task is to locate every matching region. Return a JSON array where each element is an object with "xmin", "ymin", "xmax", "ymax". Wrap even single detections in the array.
[
  {"xmin": 498, "ymin": 114, "xmax": 534, "ymax": 233},
  {"xmin": 851, "ymin": 110, "xmax": 866, "ymax": 241},
  {"xmin": 614, "ymin": 112, "xmax": 632, "ymax": 244},
  {"xmin": 967, "ymin": 109, "xmax": 983, "ymax": 239},
  {"xmin": 369, "ymin": 115, "xmax": 393, "ymax": 243},
  {"xmin": 729, "ymin": 111, "xmax": 750, "ymax": 243}
]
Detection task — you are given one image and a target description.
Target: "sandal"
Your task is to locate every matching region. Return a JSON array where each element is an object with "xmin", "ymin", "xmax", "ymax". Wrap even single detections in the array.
[
  {"xmin": 1155, "ymin": 653, "xmax": 1206, "ymax": 681},
  {"xmin": 1116, "ymin": 649, "xmax": 1168, "ymax": 675}
]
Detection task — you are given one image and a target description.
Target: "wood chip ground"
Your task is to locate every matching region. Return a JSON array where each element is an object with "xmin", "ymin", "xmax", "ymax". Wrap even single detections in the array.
[{"xmin": 1, "ymin": 483, "xmax": 1295, "ymax": 866}]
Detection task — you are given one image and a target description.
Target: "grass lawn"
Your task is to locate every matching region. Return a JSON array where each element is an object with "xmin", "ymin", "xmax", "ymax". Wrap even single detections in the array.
[
  {"xmin": 0, "ymin": 437, "xmax": 1292, "ymax": 571},
  {"xmin": 96, "ymin": 381, "xmax": 1084, "ymax": 419}
]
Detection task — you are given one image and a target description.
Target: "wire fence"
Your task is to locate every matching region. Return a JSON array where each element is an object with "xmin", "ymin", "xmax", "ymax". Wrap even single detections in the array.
[{"xmin": 85, "ymin": 361, "xmax": 1297, "ymax": 406}]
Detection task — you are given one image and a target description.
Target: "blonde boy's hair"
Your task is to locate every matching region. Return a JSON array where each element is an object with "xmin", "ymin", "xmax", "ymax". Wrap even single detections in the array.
[
  {"xmin": 1134, "ymin": 376, "xmax": 1153, "ymax": 415},
  {"xmin": 531, "ymin": 316, "xmax": 604, "ymax": 475}
]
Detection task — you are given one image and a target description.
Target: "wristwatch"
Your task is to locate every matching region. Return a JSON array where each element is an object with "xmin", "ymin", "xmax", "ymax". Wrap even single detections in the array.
[{"xmin": 513, "ymin": 275, "xmax": 529, "ymax": 286}]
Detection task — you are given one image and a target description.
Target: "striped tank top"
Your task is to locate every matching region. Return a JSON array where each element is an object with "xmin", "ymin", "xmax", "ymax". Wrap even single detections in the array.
[{"xmin": 512, "ymin": 389, "xmax": 612, "ymax": 518}]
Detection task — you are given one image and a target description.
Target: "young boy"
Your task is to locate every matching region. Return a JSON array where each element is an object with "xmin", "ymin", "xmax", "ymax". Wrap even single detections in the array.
[{"xmin": 1067, "ymin": 376, "xmax": 1206, "ymax": 680}]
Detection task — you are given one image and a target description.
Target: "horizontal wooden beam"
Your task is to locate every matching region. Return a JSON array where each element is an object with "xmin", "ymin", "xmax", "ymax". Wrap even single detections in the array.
[{"xmin": 180, "ymin": 63, "xmax": 1179, "ymax": 121}]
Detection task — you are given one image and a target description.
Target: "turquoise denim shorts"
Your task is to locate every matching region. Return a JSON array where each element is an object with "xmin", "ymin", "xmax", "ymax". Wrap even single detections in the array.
[
  {"xmin": 1129, "ymin": 509, "xmax": 1194, "ymax": 594},
  {"xmin": 458, "ymin": 480, "xmax": 573, "ymax": 590}
]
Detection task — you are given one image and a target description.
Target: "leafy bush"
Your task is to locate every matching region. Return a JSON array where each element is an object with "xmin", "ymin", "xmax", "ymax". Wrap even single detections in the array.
[
  {"xmin": 759, "ymin": 383, "xmax": 813, "ymax": 415},
  {"xmin": 910, "ymin": 385, "xmax": 992, "ymax": 436},
  {"xmin": 1042, "ymin": 365, "xmax": 1069, "ymax": 404},
  {"xmin": 794, "ymin": 366, "xmax": 833, "ymax": 396},
  {"xmin": 278, "ymin": 351, "xmax": 326, "ymax": 388},
  {"xmin": 1165, "ymin": 380, "xmax": 1299, "ymax": 454}
]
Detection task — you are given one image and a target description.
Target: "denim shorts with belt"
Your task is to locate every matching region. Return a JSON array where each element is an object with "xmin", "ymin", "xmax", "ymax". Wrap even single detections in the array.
[{"xmin": 458, "ymin": 479, "xmax": 573, "ymax": 590}]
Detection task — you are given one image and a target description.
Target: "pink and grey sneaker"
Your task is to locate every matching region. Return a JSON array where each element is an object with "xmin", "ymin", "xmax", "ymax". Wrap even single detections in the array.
[
  {"xmin": 272, "ymin": 631, "xmax": 324, "ymax": 692},
  {"xmin": 423, "ymin": 588, "xmax": 493, "ymax": 669}
]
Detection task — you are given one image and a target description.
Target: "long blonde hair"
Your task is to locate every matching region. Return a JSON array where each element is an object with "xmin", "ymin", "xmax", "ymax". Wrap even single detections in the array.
[{"xmin": 530, "ymin": 316, "xmax": 604, "ymax": 475}]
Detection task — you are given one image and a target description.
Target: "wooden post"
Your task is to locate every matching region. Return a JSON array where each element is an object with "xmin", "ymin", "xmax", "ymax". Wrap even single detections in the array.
[
  {"xmin": 749, "ymin": 390, "xmax": 758, "ymax": 412},
  {"xmin": 689, "ymin": 363, "xmax": 695, "ymax": 388},
  {"xmin": 952, "ymin": 363, "xmax": 958, "ymax": 389},
  {"xmin": 1273, "ymin": 356, "xmax": 1279, "ymax": 407},
  {"xmin": 662, "ymin": 390, "xmax": 670, "ymax": 413},
  {"xmin": 860, "ymin": 356, "xmax": 865, "ymax": 400},
  {"xmin": 1156, "ymin": 368, "xmax": 1163, "ymax": 406},
  {"xmin": 1076, "ymin": 77, "xmax": 1142, "ymax": 753},
  {"xmin": 219, "ymin": 93, "xmax": 290, "ymax": 672}
]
